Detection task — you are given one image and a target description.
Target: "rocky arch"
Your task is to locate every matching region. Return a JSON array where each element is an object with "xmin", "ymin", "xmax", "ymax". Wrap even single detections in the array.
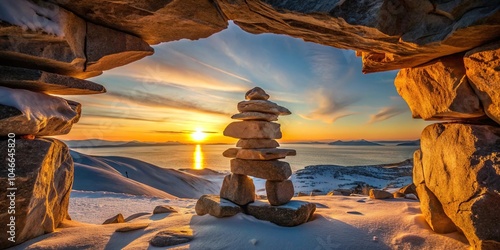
[{"xmin": 0, "ymin": 0, "xmax": 499, "ymax": 249}]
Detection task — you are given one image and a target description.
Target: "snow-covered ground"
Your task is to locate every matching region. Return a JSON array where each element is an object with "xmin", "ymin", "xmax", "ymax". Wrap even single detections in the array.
[
  {"xmin": 14, "ymin": 193, "xmax": 469, "ymax": 250},
  {"xmin": 10, "ymin": 152, "xmax": 470, "ymax": 249}
]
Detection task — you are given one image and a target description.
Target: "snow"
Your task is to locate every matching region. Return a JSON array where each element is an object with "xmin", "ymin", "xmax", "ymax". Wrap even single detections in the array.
[
  {"xmin": 71, "ymin": 150, "xmax": 221, "ymax": 199},
  {"xmin": 0, "ymin": 86, "xmax": 76, "ymax": 122},
  {"xmin": 0, "ymin": 0, "xmax": 63, "ymax": 36},
  {"xmin": 14, "ymin": 194, "xmax": 469, "ymax": 249},
  {"xmin": 11, "ymin": 151, "xmax": 470, "ymax": 249}
]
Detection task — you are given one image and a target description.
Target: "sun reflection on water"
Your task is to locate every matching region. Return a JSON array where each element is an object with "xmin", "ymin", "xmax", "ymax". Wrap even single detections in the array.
[{"xmin": 193, "ymin": 144, "xmax": 204, "ymax": 169}]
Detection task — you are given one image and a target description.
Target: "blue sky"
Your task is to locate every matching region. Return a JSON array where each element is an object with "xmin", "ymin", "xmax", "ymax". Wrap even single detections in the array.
[{"xmin": 62, "ymin": 22, "xmax": 430, "ymax": 143}]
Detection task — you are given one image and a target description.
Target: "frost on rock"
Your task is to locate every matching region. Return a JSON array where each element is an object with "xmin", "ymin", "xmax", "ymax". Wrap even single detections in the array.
[{"xmin": 0, "ymin": 0, "xmax": 63, "ymax": 36}]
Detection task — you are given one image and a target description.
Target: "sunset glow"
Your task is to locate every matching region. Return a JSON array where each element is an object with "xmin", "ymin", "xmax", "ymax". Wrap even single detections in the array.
[{"xmin": 57, "ymin": 22, "xmax": 429, "ymax": 144}]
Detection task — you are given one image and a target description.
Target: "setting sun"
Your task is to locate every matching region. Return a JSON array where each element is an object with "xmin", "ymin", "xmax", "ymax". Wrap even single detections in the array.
[{"xmin": 191, "ymin": 128, "xmax": 207, "ymax": 142}]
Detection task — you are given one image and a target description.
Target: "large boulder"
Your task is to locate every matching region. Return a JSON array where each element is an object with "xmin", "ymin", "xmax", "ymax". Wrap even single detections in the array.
[
  {"xmin": 418, "ymin": 123, "xmax": 500, "ymax": 249},
  {"xmin": 51, "ymin": 0, "xmax": 228, "ymax": 45},
  {"xmin": 464, "ymin": 41, "xmax": 500, "ymax": 125},
  {"xmin": 0, "ymin": 87, "xmax": 80, "ymax": 136},
  {"xmin": 395, "ymin": 54, "xmax": 484, "ymax": 120},
  {"xmin": 0, "ymin": 138, "xmax": 73, "ymax": 249},
  {"xmin": 0, "ymin": 2, "xmax": 88, "ymax": 77},
  {"xmin": 215, "ymin": 0, "xmax": 500, "ymax": 72}
]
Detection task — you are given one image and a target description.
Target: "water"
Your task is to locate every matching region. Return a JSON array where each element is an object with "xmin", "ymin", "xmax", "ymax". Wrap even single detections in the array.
[{"xmin": 72, "ymin": 143, "xmax": 419, "ymax": 171}]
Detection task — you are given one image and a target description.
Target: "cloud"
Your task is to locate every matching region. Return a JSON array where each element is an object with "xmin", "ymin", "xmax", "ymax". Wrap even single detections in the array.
[
  {"xmin": 368, "ymin": 106, "xmax": 406, "ymax": 124},
  {"xmin": 153, "ymin": 130, "xmax": 218, "ymax": 134},
  {"xmin": 302, "ymin": 87, "xmax": 359, "ymax": 123},
  {"xmin": 105, "ymin": 91, "xmax": 231, "ymax": 116},
  {"xmin": 84, "ymin": 113, "xmax": 169, "ymax": 123}
]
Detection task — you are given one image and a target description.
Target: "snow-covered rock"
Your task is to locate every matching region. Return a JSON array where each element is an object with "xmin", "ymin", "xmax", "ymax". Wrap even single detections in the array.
[{"xmin": 0, "ymin": 86, "xmax": 80, "ymax": 136}]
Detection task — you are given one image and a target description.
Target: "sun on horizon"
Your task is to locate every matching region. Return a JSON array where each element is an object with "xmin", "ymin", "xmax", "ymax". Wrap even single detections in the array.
[{"xmin": 191, "ymin": 128, "xmax": 208, "ymax": 142}]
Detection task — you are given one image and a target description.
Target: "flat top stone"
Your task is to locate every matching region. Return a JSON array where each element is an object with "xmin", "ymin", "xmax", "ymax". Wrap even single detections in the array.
[
  {"xmin": 236, "ymin": 139, "xmax": 280, "ymax": 149},
  {"xmin": 0, "ymin": 66, "xmax": 106, "ymax": 95},
  {"xmin": 231, "ymin": 112, "xmax": 278, "ymax": 121},
  {"xmin": 238, "ymin": 100, "xmax": 291, "ymax": 116},
  {"xmin": 223, "ymin": 121, "xmax": 282, "ymax": 139},
  {"xmin": 245, "ymin": 87, "xmax": 270, "ymax": 100},
  {"xmin": 229, "ymin": 148, "xmax": 296, "ymax": 160},
  {"xmin": 230, "ymin": 159, "xmax": 292, "ymax": 181}
]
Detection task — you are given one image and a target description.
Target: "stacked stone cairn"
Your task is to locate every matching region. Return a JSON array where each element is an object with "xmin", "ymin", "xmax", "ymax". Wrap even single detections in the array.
[{"xmin": 195, "ymin": 87, "xmax": 316, "ymax": 227}]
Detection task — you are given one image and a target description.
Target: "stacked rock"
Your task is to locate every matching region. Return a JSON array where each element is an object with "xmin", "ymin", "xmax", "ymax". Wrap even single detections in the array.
[
  {"xmin": 196, "ymin": 87, "xmax": 316, "ymax": 227},
  {"xmin": 221, "ymin": 87, "xmax": 296, "ymax": 206}
]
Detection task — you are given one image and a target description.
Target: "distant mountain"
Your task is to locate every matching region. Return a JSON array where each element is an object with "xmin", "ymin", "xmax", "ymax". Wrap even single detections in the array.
[
  {"xmin": 396, "ymin": 140, "xmax": 421, "ymax": 146},
  {"xmin": 64, "ymin": 139, "xmax": 183, "ymax": 148},
  {"xmin": 328, "ymin": 139, "xmax": 383, "ymax": 146},
  {"xmin": 289, "ymin": 141, "xmax": 329, "ymax": 145}
]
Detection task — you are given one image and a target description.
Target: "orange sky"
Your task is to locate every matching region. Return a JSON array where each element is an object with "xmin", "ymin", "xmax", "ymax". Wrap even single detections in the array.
[{"xmin": 57, "ymin": 23, "xmax": 431, "ymax": 144}]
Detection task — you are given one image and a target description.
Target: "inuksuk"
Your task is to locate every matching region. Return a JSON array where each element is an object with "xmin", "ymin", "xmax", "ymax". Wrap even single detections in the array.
[{"xmin": 196, "ymin": 87, "xmax": 315, "ymax": 227}]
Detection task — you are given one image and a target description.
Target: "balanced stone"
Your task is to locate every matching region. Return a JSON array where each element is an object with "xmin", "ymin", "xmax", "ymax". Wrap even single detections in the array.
[
  {"xmin": 245, "ymin": 87, "xmax": 270, "ymax": 100},
  {"xmin": 223, "ymin": 121, "xmax": 282, "ymax": 139},
  {"xmin": 266, "ymin": 180, "xmax": 294, "ymax": 206},
  {"xmin": 238, "ymin": 100, "xmax": 291, "ymax": 116},
  {"xmin": 223, "ymin": 148, "xmax": 296, "ymax": 160},
  {"xmin": 220, "ymin": 174, "xmax": 255, "ymax": 205},
  {"xmin": 245, "ymin": 200, "xmax": 316, "ymax": 227},
  {"xmin": 222, "ymin": 148, "xmax": 239, "ymax": 158},
  {"xmin": 236, "ymin": 148, "xmax": 296, "ymax": 160},
  {"xmin": 231, "ymin": 159, "xmax": 292, "ymax": 181},
  {"xmin": 195, "ymin": 195, "xmax": 242, "ymax": 218},
  {"xmin": 231, "ymin": 112, "xmax": 278, "ymax": 121},
  {"xmin": 236, "ymin": 139, "xmax": 280, "ymax": 149},
  {"xmin": 0, "ymin": 66, "xmax": 106, "ymax": 95}
]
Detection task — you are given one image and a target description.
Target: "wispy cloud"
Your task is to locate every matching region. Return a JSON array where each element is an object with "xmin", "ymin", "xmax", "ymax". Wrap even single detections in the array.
[
  {"xmin": 368, "ymin": 106, "xmax": 406, "ymax": 124},
  {"xmin": 153, "ymin": 130, "xmax": 218, "ymax": 134},
  {"xmin": 105, "ymin": 91, "xmax": 231, "ymax": 116},
  {"xmin": 84, "ymin": 114, "xmax": 169, "ymax": 123},
  {"xmin": 302, "ymin": 87, "xmax": 359, "ymax": 123}
]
